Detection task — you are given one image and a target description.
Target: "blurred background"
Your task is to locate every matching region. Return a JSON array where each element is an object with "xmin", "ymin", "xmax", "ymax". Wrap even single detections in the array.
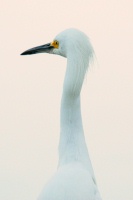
[{"xmin": 0, "ymin": 0, "xmax": 133, "ymax": 199}]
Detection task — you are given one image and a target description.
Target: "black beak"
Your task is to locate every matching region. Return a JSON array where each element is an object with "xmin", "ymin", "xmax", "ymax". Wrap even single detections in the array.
[{"xmin": 20, "ymin": 43, "xmax": 54, "ymax": 55}]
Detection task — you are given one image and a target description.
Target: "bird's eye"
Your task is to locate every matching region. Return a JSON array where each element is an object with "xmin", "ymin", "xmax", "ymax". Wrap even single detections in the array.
[
  {"xmin": 51, "ymin": 40, "xmax": 59, "ymax": 48},
  {"xmin": 54, "ymin": 40, "xmax": 59, "ymax": 47}
]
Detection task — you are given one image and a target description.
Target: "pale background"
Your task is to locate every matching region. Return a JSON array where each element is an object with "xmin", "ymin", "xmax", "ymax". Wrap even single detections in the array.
[{"xmin": 0, "ymin": 0, "xmax": 133, "ymax": 200}]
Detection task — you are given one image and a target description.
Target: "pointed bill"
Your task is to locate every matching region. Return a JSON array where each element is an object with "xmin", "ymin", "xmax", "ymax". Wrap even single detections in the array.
[{"xmin": 20, "ymin": 43, "xmax": 54, "ymax": 55}]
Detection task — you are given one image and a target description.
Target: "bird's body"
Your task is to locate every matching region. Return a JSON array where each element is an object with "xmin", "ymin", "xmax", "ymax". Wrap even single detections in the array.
[
  {"xmin": 21, "ymin": 28, "xmax": 102, "ymax": 200},
  {"xmin": 38, "ymin": 163, "xmax": 101, "ymax": 200}
]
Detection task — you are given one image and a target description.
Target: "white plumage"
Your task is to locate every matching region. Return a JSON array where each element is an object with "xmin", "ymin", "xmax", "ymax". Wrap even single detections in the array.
[{"xmin": 21, "ymin": 28, "xmax": 102, "ymax": 200}]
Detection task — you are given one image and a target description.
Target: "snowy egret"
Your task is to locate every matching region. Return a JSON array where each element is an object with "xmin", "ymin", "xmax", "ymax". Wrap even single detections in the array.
[{"xmin": 21, "ymin": 28, "xmax": 102, "ymax": 200}]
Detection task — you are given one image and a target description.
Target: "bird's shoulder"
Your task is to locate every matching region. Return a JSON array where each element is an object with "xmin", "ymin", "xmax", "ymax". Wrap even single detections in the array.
[{"xmin": 38, "ymin": 163, "xmax": 101, "ymax": 200}]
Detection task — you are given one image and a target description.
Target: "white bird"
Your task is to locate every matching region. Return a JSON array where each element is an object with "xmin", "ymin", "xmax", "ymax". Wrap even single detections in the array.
[{"xmin": 21, "ymin": 28, "xmax": 102, "ymax": 200}]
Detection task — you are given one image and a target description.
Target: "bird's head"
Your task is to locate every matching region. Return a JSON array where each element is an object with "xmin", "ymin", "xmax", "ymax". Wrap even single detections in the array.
[{"xmin": 21, "ymin": 28, "xmax": 93, "ymax": 61}]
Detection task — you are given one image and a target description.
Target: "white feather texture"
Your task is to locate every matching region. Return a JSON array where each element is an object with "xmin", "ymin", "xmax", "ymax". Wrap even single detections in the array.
[{"xmin": 38, "ymin": 29, "xmax": 102, "ymax": 200}]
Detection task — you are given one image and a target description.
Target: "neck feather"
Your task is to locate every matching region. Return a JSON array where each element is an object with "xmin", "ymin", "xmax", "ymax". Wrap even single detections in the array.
[{"xmin": 58, "ymin": 53, "xmax": 94, "ymax": 173}]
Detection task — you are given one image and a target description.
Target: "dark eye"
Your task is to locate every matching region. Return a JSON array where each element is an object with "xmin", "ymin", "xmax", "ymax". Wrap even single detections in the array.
[{"xmin": 53, "ymin": 40, "xmax": 59, "ymax": 48}]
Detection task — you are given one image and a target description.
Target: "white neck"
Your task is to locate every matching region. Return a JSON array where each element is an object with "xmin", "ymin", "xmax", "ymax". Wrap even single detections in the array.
[{"xmin": 58, "ymin": 53, "xmax": 95, "ymax": 180}]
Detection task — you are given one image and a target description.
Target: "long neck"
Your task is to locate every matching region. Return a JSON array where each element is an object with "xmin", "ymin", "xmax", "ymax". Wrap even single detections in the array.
[{"xmin": 58, "ymin": 54, "xmax": 95, "ymax": 178}]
